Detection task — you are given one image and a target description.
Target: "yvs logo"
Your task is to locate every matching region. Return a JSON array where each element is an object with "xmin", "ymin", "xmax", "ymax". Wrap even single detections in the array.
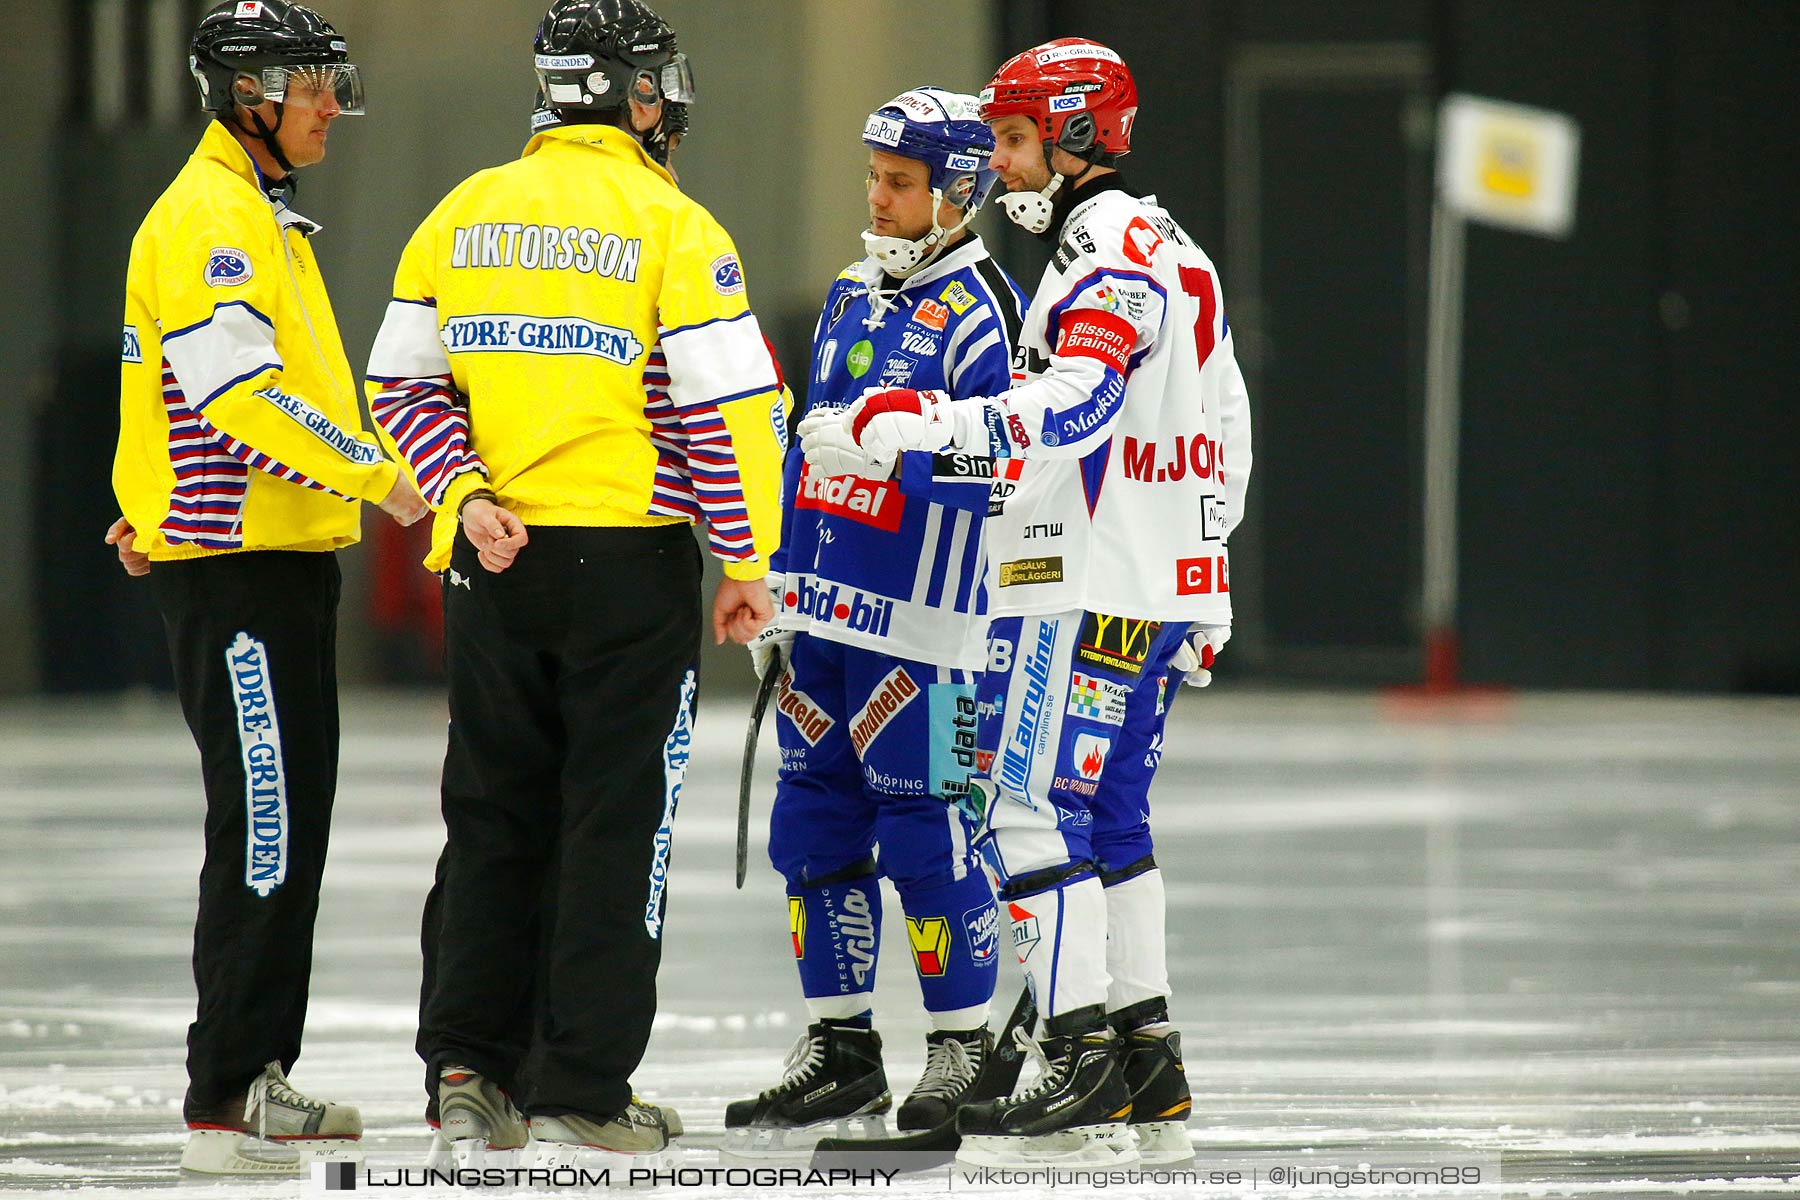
[
  {"xmin": 1075, "ymin": 611, "xmax": 1162, "ymax": 677},
  {"xmin": 206, "ymin": 247, "xmax": 251, "ymax": 287},
  {"xmin": 906, "ymin": 916, "xmax": 951, "ymax": 976}
]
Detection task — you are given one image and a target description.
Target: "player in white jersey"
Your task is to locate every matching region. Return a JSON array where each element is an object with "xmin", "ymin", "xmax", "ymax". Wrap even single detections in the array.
[{"xmin": 801, "ymin": 38, "xmax": 1252, "ymax": 1168}]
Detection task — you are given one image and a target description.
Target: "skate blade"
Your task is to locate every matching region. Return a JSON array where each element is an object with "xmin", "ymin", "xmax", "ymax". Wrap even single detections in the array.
[
  {"xmin": 954, "ymin": 1122, "xmax": 1140, "ymax": 1170},
  {"xmin": 720, "ymin": 1114, "xmax": 891, "ymax": 1164},
  {"xmin": 530, "ymin": 1140, "xmax": 684, "ymax": 1173},
  {"xmin": 446, "ymin": 1137, "xmax": 529, "ymax": 1169},
  {"xmin": 1130, "ymin": 1120, "xmax": 1196, "ymax": 1166},
  {"xmin": 180, "ymin": 1129, "xmax": 361, "ymax": 1175}
]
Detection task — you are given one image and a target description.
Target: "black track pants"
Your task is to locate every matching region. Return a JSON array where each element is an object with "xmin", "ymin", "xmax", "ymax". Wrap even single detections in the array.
[
  {"xmin": 419, "ymin": 524, "xmax": 702, "ymax": 1120},
  {"xmin": 149, "ymin": 551, "xmax": 342, "ymax": 1115}
]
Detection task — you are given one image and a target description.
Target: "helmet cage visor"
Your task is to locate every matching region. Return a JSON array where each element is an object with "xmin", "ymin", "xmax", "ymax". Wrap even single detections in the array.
[{"xmin": 246, "ymin": 63, "xmax": 364, "ymax": 114}]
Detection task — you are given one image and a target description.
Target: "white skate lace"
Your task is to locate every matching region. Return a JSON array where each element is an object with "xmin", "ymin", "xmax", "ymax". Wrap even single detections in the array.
[
  {"xmin": 765, "ymin": 1031, "xmax": 828, "ymax": 1097},
  {"xmin": 912, "ymin": 1036, "xmax": 980, "ymax": 1099},
  {"xmin": 245, "ymin": 1061, "xmax": 322, "ymax": 1140},
  {"xmin": 1003, "ymin": 1028, "xmax": 1066, "ymax": 1105}
]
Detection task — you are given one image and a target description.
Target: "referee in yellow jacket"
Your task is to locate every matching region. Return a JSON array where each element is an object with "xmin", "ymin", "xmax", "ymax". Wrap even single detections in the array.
[
  {"xmin": 366, "ymin": 0, "xmax": 784, "ymax": 1154},
  {"xmin": 106, "ymin": 1, "xmax": 425, "ymax": 1175}
]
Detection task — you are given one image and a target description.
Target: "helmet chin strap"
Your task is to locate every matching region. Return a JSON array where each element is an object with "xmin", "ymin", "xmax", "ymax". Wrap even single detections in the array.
[
  {"xmin": 860, "ymin": 189, "xmax": 977, "ymax": 327},
  {"xmin": 999, "ymin": 170, "xmax": 1064, "ymax": 234},
  {"xmin": 243, "ymin": 103, "xmax": 296, "ymax": 176}
]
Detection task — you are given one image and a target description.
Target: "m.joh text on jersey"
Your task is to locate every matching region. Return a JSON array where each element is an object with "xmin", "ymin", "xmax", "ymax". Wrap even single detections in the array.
[
  {"xmin": 777, "ymin": 238, "xmax": 1027, "ymax": 668},
  {"xmin": 975, "ymin": 181, "xmax": 1251, "ymax": 624}
]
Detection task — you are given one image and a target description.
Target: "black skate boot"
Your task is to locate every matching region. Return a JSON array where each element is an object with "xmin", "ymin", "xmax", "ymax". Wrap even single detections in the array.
[
  {"xmin": 722, "ymin": 1020, "xmax": 891, "ymax": 1160},
  {"xmin": 896, "ymin": 1027, "xmax": 994, "ymax": 1131},
  {"xmin": 953, "ymin": 1006, "xmax": 1137, "ymax": 1168},
  {"xmin": 1114, "ymin": 1000, "xmax": 1195, "ymax": 1166}
]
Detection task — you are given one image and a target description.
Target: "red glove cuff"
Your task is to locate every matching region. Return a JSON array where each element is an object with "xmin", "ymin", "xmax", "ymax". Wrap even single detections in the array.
[{"xmin": 849, "ymin": 389, "xmax": 924, "ymax": 444}]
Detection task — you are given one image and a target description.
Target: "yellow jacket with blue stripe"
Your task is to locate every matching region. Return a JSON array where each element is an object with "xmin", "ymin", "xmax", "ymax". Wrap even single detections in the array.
[
  {"xmin": 365, "ymin": 123, "xmax": 786, "ymax": 577},
  {"xmin": 113, "ymin": 120, "xmax": 398, "ymax": 559}
]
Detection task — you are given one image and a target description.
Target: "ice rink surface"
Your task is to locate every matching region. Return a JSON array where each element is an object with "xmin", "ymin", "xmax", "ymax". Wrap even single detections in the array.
[{"xmin": 2, "ymin": 687, "xmax": 1797, "ymax": 1199}]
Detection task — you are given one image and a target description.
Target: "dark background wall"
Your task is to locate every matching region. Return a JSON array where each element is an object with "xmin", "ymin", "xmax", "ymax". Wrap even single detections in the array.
[
  {"xmin": 1012, "ymin": 0, "xmax": 1799, "ymax": 690},
  {"xmin": 10, "ymin": 0, "xmax": 1797, "ymax": 695}
]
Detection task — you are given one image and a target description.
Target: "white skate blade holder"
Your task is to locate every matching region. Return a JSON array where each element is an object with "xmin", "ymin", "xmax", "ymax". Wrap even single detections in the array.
[
  {"xmin": 529, "ymin": 1139, "xmax": 685, "ymax": 1173},
  {"xmin": 427, "ymin": 1132, "xmax": 532, "ymax": 1172},
  {"xmin": 180, "ymin": 1128, "xmax": 362, "ymax": 1175},
  {"xmin": 1131, "ymin": 1120, "xmax": 1196, "ymax": 1166},
  {"xmin": 720, "ymin": 1113, "xmax": 890, "ymax": 1165},
  {"xmin": 954, "ymin": 1122, "xmax": 1139, "ymax": 1171}
]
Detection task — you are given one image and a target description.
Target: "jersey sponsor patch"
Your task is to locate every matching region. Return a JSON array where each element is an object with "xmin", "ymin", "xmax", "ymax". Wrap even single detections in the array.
[
  {"xmin": 776, "ymin": 667, "xmax": 835, "ymax": 746},
  {"xmin": 770, "ymin": 393, "xmax": 789, "ymax": 450},
  {"xmin": 848, "ymin": 664, "xmax": 919, "ymax": 758},
  {"xmin": 939, "ymin": 281, "xmax": 977, "ymax": 314},
  {"xmin": 912, "ymin": 298, "xmax": 950, "ymax": 331},
  {"xmin": 997, "ymin": 556, "xmax": 1063, "ymax": 587},
  {"xmin": 788, "ymin": 576, "xmax": 896, "ymax": 639},
  {"xmin": 440, "ymin": 314, "xmax": 644, "ymax": 364},
  {"xmin": 121, "ymin": 325, "xmax": 143, "ymax": 364},
  {"xmin": 964, "ymin": 904, "xmax": 999, "ymax": 963},
  {"xmin": 906, "ymin": 916, "xmax": 951, "ymax": 976},
  {"xmin": 928, "ymin": 682, "xmax": 979, "ymax": 802},
  {"xmin": 1008, "ymin": 901, "xmax": 1041, "ymax": 962},
  {"xmin": 795, "ymin": 466, "xmax": 905, "ymax": 531},
  {"xmin": 711, "ymin": 254, "xmax": 745, "ymax": 295},
  {"xmin": 1176, "ymin": 555, "xmax": 1230, "ymax": 596},
  {"xmin": 1055, "ymin": 309, "xmax": 1134, "ymax": 374},
  {"xmin": 1076, "ymin": 612, "xmax": 1162, "ymax": 678},
  {"xmin": 846, "ymin": 339, "xmax": 874, "ymax": 378},
  {"xmin": 1067, "ymin": 671, "xmax": 1128, "ymax": 725},
  {"xmin": 879, "ymin": 351, "xmax": 917, "ymax": 385},
  {"xmin": 205, "ymin": 247, "xmax": 252, "ymax": 288},
  {"xmin": 1073, "ymin": 732, "xmax": 1111, "ymax": 779},
  {"xmin": 1122, "ymin": 215, "xmax": 1164, "ymax": 267},
  {"xmin": 788, "ymin": 895, "xmax": 806, "ymax": 959}
]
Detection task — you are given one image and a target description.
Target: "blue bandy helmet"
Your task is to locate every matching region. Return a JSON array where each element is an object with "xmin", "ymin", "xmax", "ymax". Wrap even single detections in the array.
[{"xmin": 861, "ymin": 86, "xmax": 998, "ymax": 277}]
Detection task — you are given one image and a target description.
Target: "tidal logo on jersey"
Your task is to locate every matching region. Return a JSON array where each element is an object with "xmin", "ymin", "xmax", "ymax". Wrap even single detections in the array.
[
  {"xmin": 1175, "ymin": 555, "xmax": 1230, "ymax": 596},
  {"xmin": 1008, "ymin": 901, "xmax": 1041, "ymax": 963},
  {"xmin": 848, "ymin": 665, "xmax": 919, "ymax": 757},
  {"xmin": 776, "ymin": 668, "xmax": 834, "ymax": 746},
  {"xmin": 906, "ymin": 916, "xmax": 951, "ymax": 977},
  {"xmin": 1122, "ymin": 431, "xmax": 1221, "ymax": 484},
  {"xmin": 795, "ymin": 467, "xmax": 904, "ymax": 532},
  {"xmin": 787, "ymin": 577, "xmax": 896, "ymax": 639},
  {"xmin": 1076, "ymin": 612, "xmax": 1162, "ymax": 677},
  {"xmin": 226, "ymin": 633, "xmax": 288, "ymax": 897}
]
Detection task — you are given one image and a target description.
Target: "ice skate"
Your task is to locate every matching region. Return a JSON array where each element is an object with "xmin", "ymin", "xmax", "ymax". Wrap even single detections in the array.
[
  {"xmin": 953, "ymin": 1016, "xmax": 1138, "ymax": 1169},
  {"xmin": 1119, "ymin": 1021, "xmax": 1195, "ymax": 1166},
  {"xmin": 180, "ymin": 1060, "xmax": 362, "ymax": 1175},
  {"xmin": 528, "ymin": 1096, "xmax": 683, "ymax": 1171},
  {"xmin": 896, "ymin": 1027, "xmax": 993, "ymax": 1131},
  {"xmin": 721, "ymin": 1020, "xmax": 891, "ymax": 1160},
  {"xmin": 428, "ymin": 1065, "xmax": 527, "ymax": 1169}
]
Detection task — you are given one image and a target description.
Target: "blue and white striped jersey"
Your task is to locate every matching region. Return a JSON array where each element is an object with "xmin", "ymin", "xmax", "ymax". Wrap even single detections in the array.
[{"xmin": 774, "ymin": 236, "xmax": 1026, "ymax": 668}]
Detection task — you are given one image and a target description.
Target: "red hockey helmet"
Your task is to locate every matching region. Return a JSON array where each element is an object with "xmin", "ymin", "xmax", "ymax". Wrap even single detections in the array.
[{"xmin": 979, "ymin": 38, "xmax": 1138, "ymax": 166}]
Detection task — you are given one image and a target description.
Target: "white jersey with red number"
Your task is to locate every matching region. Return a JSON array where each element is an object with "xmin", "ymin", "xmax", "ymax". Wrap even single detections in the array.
[{"xmin": 971, "ymin": 181, "xmax": 1251, "ymax": 623}]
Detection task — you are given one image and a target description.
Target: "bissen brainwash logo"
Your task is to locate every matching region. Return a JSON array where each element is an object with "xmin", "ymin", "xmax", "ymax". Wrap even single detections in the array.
[{"xmin": 227, "ymin": 633, "xmax": 288, "ymax": 897}]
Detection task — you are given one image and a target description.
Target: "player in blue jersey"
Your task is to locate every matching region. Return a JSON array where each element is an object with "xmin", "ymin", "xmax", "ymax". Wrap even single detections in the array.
[{"xmin": 727, "ymin": 87, "xmax": 1027, "ymax": 1151}]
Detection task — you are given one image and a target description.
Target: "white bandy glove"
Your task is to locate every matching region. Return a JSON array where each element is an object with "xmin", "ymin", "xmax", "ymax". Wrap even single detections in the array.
[
  {"xmin": 747, "ymin": 572, "xmax": 795, "ymax": 679},
  {"xmin": 848, "ymin": 387, "xmax": 963, "ymax": 462},
  {"xmin": 1170, "ymin": 625, "xmax": 1231, "ymax": 687},
  {"xmin": 797, "ymin": 403, "xmax": 893, "ymax": 478}
]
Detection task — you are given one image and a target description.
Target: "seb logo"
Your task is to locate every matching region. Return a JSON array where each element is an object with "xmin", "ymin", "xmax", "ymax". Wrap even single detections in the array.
[
  {"xmin": 796, "ymin": 465, "xmax": 904, "ymax": 531},
  {"xmin": 1176, "ymin": 555, "xmax": 1230, "ymax": 596},
  {"xmin": 787, "ymin": 576, "xmax": 895, "ymax": 640},
  {"xmin": 1121, "ymin": 431, "xmax": 1221, "ymax": 484}
]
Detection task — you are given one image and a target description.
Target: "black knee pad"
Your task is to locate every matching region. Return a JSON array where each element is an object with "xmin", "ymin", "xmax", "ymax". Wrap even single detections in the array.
[
  {"xmin": 799, "ymin": 855, "xmax": 879, "ymax": 890},
  {"xmin": 1098, "ymin": 852, "xmax": 1158, "ymax": 888},
  {"xmin": 998, "ymin": 859, "xmax": 1097, "ymax": 901}
]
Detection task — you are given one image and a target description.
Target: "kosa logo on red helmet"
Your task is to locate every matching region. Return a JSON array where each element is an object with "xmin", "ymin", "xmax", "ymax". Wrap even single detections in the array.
[{"xmin": 980, "ymin": 38, "xmax": 1138, "ymax": 163}]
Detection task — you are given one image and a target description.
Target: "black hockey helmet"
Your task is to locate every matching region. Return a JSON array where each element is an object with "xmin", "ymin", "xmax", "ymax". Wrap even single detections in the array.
[
  {"xmin": 190, "ymin": 1, "xmax": 362, "ymax": 116},
  {"xmin": 533, "ymin": 0, "xmax": 693, "ymax": 119}
]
